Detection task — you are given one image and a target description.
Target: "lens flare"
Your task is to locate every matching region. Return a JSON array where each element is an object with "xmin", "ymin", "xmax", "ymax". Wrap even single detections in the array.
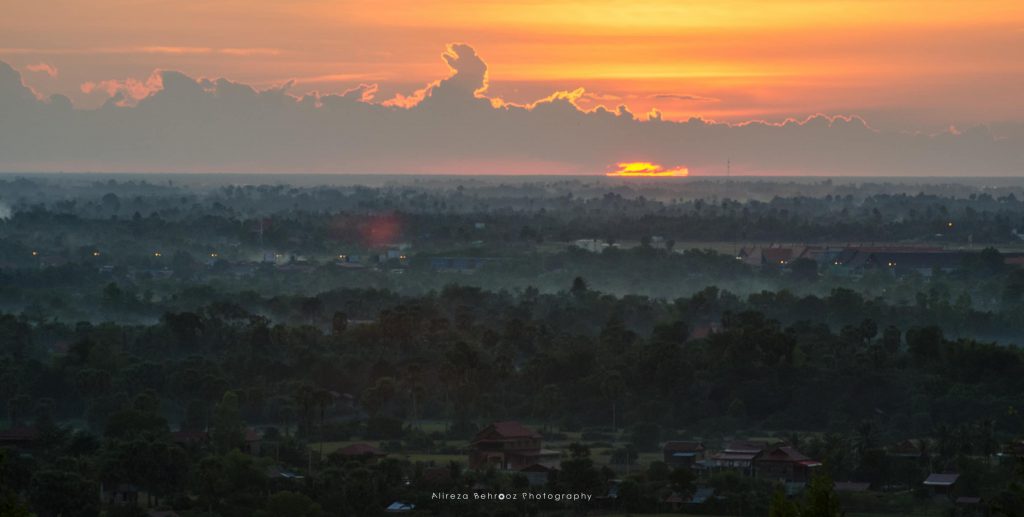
[{"xmin": 605, "ymin": 161, "xmax": 689, "ymax": 177}]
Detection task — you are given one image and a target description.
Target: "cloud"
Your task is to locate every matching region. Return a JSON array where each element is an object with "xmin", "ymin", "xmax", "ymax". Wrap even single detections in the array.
[
  {"xmin": 382, "ymin": 43, "xmax": 489, "ymax": 109},
  {"xmin": 80, "ymin": 71, "xmax": 164, "ymax": 106},
  {"xmin": 25, "ymin": 63, "xmax": 58, "ymax": 77},
  {"xmin": 651, "ymin": 93, "xmax": 717, "ymax": 102},
  {"xmin": 0, "ymin": 44, "xmax": 1021, "ymax": 175},
  {"xmin": 0, "ymin": 202, "xmax": 11, "ymax": 220},
  {"xmin": 138, "ymin": 46, "xmax": 213, "ymax": 55},
  {"xmin": 216, "ymin": 48, "xmax": 282, "ymax": 56},
  {"xmin": 341, "ymin": 83, "xmax": 378, "ymax": 102},
  {"xmin": 0, "ymin": 46, "xmax": 282, "ymax": 56},
  {"xmin": 0, "ymin": 61, "xmax": 41, "ymax": 104}
]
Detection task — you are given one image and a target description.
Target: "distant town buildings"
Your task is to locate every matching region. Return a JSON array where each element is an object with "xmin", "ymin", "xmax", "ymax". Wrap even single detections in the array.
[
  {"xmin": 737, "ymin": 244, "xmax": 1024, "ymax": 276},
  {"xmin": 572, "ymin": 239, "xmax": 619, "ymax": 253},
  {"xmin": 429, "ymin": 257, "xmax": 497, "ymax": 273}
]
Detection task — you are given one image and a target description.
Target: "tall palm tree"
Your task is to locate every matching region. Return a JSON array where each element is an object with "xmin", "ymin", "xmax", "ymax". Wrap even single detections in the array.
[
  {"xmin": 312, "ymin": 389, "xmax": 334, "ymax": 466},
  {"xmin": 537, "ymin": 384, "xmax": 561, "ymax": 432},
  {"xmin": 294, "ymin": 384, "xmax": 315, "ymax": 439},
  {"xmin": 401, "ymin": 364, "xmax": 424, "ymax": 430},
  {"xmin": 601, "ymin": 371, "xmax": 626, "ymax": 436}
]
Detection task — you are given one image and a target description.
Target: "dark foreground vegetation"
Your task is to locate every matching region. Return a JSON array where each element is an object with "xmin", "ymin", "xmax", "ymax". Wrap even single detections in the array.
[{"xmin": 3, "ymin": 175, "xmax": 1024, "ymax": 516}]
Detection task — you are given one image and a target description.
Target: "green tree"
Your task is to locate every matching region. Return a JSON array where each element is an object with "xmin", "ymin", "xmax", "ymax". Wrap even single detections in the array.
[
  {"xmin": 29, "ymin": 470, "xmax": 99, "ymax": 517},
  {"xmin": 769, "ymin": 489, "xmax": 799, "ymax": 517},
  {"xmin": 331, "ymin": 311, "xmax": 348, "ymax": 336},
  {"xmin": 629, "ymin": 421, "xmax": 661, "ymax": 452},
  {"xmin": 558, "ymin": 443, "xmax": 604, "ymax": 495},
  {"xmin": 211, "ymin": 391, "xmax": 245, "ymax": 453},
  {"xmin": 361, "ymin": 377, "xmax": 396, "ymax": 418},
  {"xmin": 537, "ymin": 384, "xmax": 561, "ymax": 432},
  {"xmin": 312, "ymin": 389, "xmax": 333, "ymax": 465},
  {"xmin": 669, "ymin": 466, "xmax": 697, "ymax": 499},
  {"xmin": 570, "ymin": 276, "xmax": 588, "ymax": 296},
  {"xmin": 802, "ymin": 470, "xmax": 843, "ymax": 517},
  {"xmin": 262, "ymin": 491, "xmax": 323, "ymax": 517}
]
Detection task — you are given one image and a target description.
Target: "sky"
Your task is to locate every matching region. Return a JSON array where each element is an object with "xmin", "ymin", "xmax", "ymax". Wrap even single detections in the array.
[{"xmin": 1, "ymin": 0, "xmax": 1023, "ymax": 175}]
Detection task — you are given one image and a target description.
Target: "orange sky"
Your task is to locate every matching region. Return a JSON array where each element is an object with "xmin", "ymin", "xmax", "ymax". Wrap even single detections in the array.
[{"xmin": 2, "ymin": 0, "xmax": 1023, "ymax": 131}]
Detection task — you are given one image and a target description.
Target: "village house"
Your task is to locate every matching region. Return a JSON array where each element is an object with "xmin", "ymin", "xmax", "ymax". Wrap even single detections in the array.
[
  {"xmin": 1001, "ymin": 439, "xmax": 1024, "ymax": 459},
  {"xmin": 242, "ymin": 428, "xmax": 262, "ymax": 455},
  {"xmin": 923, "ymin": 473, "xmax": 960, "ymax": 497},
  {"xmin": 662, "ymin": 441, "xmax": 706, "ymax": 468},
  {"xmin": 170, "ymin": 430, "xmax": 209, "ymax": 449},
  {"xmin": 169, "ymin": 428, "xmax": 261, "ymax": 455},
  {"xmin": 104, "ymin": 483, "xmax": 140, "ymax": 506},
  {"xmin": 826, "ymin": 246, "xmax": 963, "ymax": 277},
  {"xmin": 468, "ymin": 421, "xmax": 560, "ymax": 471},
  {"xmin": 735, "ymin": 244, "xmax": 1023, "ymax": 278},
  {"xmin": 519, "ymin": 464, "xmax": 555, "ymax": 487},
  {"xmin": 738, "ymin": 245, "xmax": 795, "ymax": 267},
  {"xmin": 0, "ymin": 426, "xmax": 39, "ymax": 450},
  {"xmin": 706, "ymin": 441, "xmax": 767, "ymax": 475},
  {"xmin": 689, "ymin": 322, "xmax": 721, "ymax": 340},
  {"xmin": 753, "ymin": 446, "xmax": 822, "ymax": 482},
  {"xmin": 954, "ymin": 496, "xmax": 985, "ymax": 516}
]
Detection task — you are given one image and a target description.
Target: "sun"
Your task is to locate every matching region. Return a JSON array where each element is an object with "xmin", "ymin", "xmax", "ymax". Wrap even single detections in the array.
[{"xmin": 605, "ymin": 161, "xmax": 689, "ymax": 177}]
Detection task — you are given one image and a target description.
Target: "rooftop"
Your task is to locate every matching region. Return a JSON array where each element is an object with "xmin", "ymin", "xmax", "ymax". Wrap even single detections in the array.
[
  {"xmin": 474, "ymin": 421, "xmax": 541, "ymax": 441},
  {"xmin": 337, "ymin": 443, "xmax": 384, "ymax": 457},
  {"xmin": 923, "ymin": 473, "xmax": 960, "ymax": 486}
]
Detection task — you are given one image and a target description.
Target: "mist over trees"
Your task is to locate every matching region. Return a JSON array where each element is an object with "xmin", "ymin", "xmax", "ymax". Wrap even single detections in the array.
[{"xmin": 3, "ymin": 175, "xmax": 1024, "ymax": 516}]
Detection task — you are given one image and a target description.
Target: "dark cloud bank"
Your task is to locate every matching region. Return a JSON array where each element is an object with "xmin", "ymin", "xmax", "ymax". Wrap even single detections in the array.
[{"xmin": 0, "ymin": 43, "xmax": 1020, "ymax": 175}]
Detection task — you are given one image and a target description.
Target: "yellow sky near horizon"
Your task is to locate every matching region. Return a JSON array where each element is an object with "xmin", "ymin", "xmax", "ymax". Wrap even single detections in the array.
[{"xmin": 3, "ymin": 0, "xmax": 1023, "ymax": 130}]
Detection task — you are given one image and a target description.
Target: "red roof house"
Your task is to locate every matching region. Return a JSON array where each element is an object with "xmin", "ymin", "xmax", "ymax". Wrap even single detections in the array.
[
  {"xmin": 754, "ymin": 446, "xmax": 821, "ymax": 481},
  {"xmin": 469, "ymin": 421, "xmax": 559, "ymax": 470},
  {"xmin": 0, "ymin": 426, "xmax": 39, "ymax": 448}
]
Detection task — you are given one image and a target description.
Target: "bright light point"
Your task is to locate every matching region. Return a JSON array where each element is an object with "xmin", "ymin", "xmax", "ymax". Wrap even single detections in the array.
[{"xmin": 605, "ymin": 161, "xmax": 689, "ymax": 177}]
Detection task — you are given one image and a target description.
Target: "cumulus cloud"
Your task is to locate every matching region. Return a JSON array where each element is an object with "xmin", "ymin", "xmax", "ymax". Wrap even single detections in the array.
[
  {"xmin": 326, "ymin": 83, "xmax": 378, "ymax": 103},
  {"xmin": 383, "ymin": 43, "xmax": 489, "ymax": 109},
  {"xmin": 0, "ymin": 203, "xmax": 11, "ymax": 220},
  {"xmin": 0, "ymin": 45, "xmax": 1021, "ymax": 175},
  {"xmin": 25, "ymin": 62, "xmax": 58, "ymax": 77},
  {"xmin": 80, "ymin": 71, "xmax": 164, "ymax": 106}
]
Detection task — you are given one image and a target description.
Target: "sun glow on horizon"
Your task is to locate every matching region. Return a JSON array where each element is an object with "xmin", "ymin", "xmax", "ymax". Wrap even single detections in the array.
[{"xmin": 606, "ymin": 161, "xmax": 690, "ymax": 177}]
